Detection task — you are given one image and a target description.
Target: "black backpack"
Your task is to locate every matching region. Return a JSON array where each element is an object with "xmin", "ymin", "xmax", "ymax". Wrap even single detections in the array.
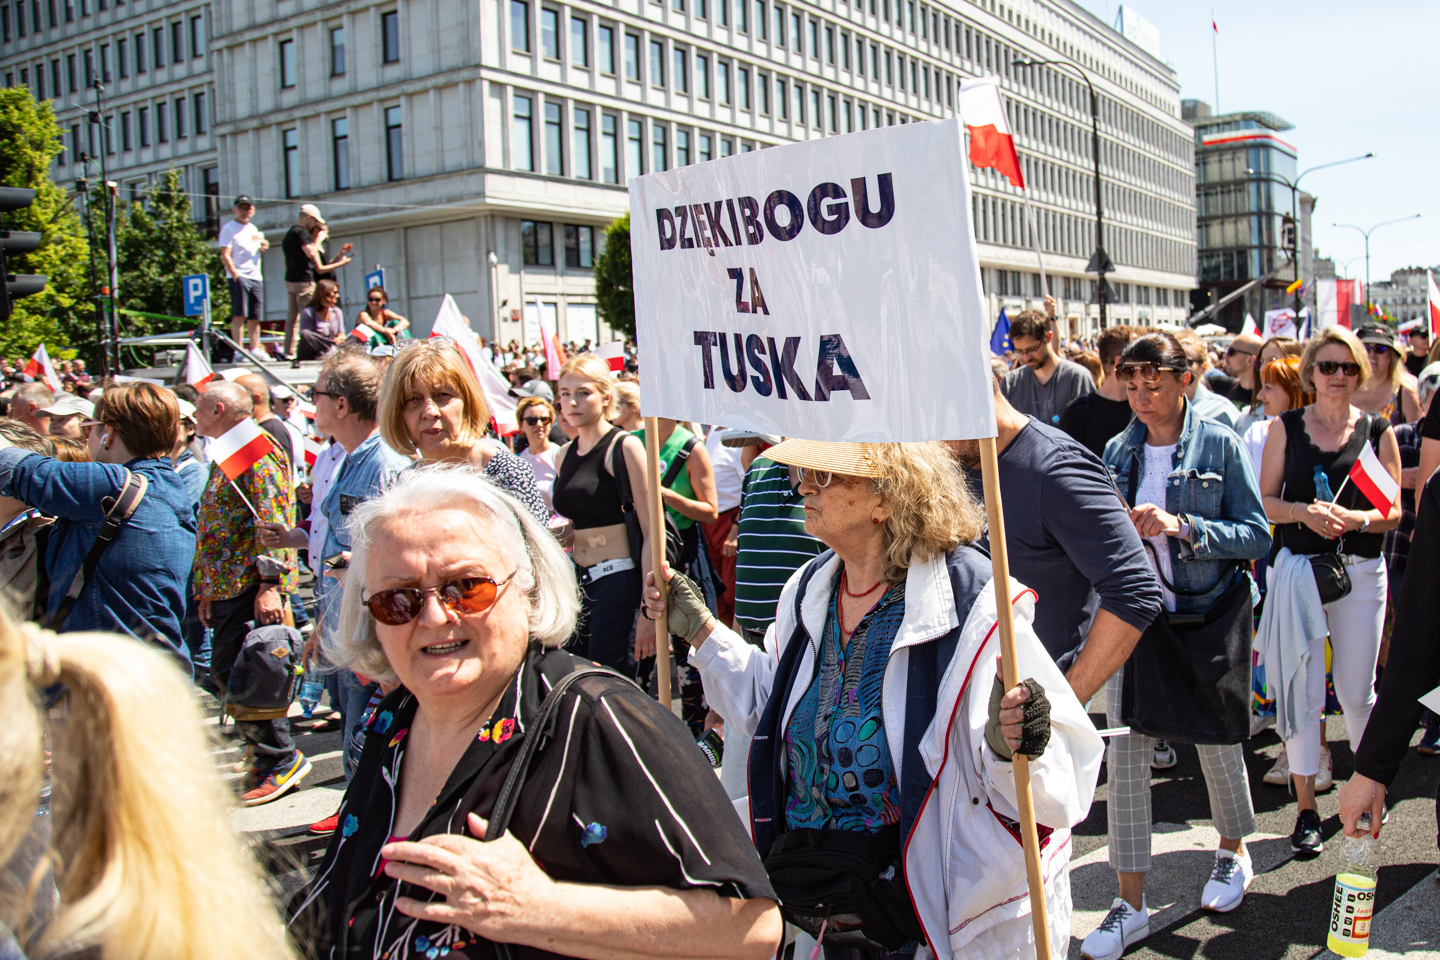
[
  {"xmin": 608, "ymin": 429, "xmax": 689, "ymax": 571},
  {"xmin": 224, "ymin": 622, "xmax": 303, "ymax": 721}
]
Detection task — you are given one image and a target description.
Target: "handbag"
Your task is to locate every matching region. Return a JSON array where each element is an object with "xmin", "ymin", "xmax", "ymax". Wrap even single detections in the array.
[{"xmin": 1308, "ymin": 551, "xmax": 1352, "ymax": 604}]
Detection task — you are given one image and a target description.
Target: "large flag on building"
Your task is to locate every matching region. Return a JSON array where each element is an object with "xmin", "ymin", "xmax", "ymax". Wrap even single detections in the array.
[
  {"xmin": 184, "ymin": 341, "xmax": 214, "ymax": 388},
  {"xmin": 431, "ymin": 294, "xmax": 520, "ymax": 436},
  {"xmin": 956, "ymin": 77, "xmax": 1024, "ymax": 188},
  {"xmin": 209, "ymin": 418, "xmax": 275, "ymax": 481},
  {"xmin": 1316, "ymin": 279, "xmax": 1357, "ymax": 330},
  {"xmin": 1348, "ymin": 440, "xmax": 1400, "ymax": 516},
  {"xmin": 1428, "ymin": 270, "xmax": 1440, "ymax": 339},
  {"xmin": 22, "ymin": 344, "xmax": 62, "ymax": 393}
]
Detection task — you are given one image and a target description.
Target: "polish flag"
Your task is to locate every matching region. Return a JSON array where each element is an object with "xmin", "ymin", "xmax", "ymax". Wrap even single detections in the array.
[
  {"xmin": 350, "ymin": 326, "xmax": 371, "ymax": 343},
  {"xmin": 1241, "ymin": 313, "xmax": 1259, "ymax": 337},
  {"xmin": 302, "ymin": 434, "xmax": 326, "ymax": 469},
  {"xmin": 535, "ymin": 301, "xmax": 568, "ymax": 376},
  {"xmin": 1428, "ymin": 270, "xmax": 1440, "ymax": 339},
  {"xmin": 22, "ymin": 344, "xmax": 62, "ymax": 393},
  {"xmin": 593, "ymin": 341, "xmax": 626, "ymax": 374},
  {"xmin": 296, "ymin": 399, "xmax": 316, "ymax": 421},
  {"xmin": 1348, "ymin": 441, "xmax": 1400, "ymax": 516},
  {"xmin": 209, "ymin": 417, "xmax": 275, "ymax": 481},
  {"xmin": 431, "ymin": 294, "xmax": 520, "ymax": 436},
  {"xmin": 957, "ymin": 77, "xmax": 1025, "ymax": 189},
  {"xmin": 184, "ymin": 341, "xmax": 214, "ymax": 388}
]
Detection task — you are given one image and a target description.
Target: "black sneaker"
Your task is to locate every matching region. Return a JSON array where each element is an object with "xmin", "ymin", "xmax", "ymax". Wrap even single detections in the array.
[{"xmin": 1291, "ymin": 808, "xmax": 1323, "ymax": 855}]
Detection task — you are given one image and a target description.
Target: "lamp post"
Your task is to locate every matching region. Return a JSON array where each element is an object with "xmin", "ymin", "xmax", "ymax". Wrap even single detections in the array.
[
  {"xmin": 1334, "ymin": 215, "xmax": 1423, "ymax": 317},
  {"xmin": 1012, "ymin": 57, "xmax": 1107, "ymax": 330},
  {"xmin": 1245, "ymin": 153, "xmax": 1373, "ymax": 324}
]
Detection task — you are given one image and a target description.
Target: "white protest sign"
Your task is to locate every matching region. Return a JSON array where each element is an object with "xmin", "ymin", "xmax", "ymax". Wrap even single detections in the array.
[{"xmin": 629, "ymin": 119, "xmax": 996, "ymax": 442}]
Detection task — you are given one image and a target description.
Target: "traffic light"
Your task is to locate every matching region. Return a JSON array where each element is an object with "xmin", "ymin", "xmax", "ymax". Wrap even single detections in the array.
[{"xmin": 0, "ymin": 187, "xmax": 47, "ymax": 322}]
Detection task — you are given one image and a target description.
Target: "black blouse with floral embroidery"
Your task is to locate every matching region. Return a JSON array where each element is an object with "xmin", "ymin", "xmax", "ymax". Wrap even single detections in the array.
[{"xmin": 290, "ymin": 645, "xmax": 774, "ymax": 960}]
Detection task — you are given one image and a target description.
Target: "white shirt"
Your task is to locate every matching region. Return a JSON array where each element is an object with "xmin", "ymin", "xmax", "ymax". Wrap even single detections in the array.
[
  {"xmin": 217, "ymin": 220, "xmax": 264, "ymax": 281},
  {"xmin": 1242, "ymin": 416, "xmax": 1272, "ymax": 480},
  {"xmin": 520, "ymin": 445, "xmax": 559, "ymax": 516},
  {"xmin": 1137, "ymin": 441, "xmax": 1178, "ymax": 612},
  {"xmin": 705, "ymin": 426, "xmax": 745, "ymax": 513},
  {"xmin": 307, "ymin": 440, "xmax": 346, "ymax": 562}
]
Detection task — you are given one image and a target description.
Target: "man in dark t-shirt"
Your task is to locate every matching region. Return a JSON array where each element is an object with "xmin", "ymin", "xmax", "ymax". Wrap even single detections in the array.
[
  {"xmin": 1060, "ymin": 325, "xmax": 1136, "ymax": 457},
  {"xmin": 1405, "ymin": 325, "xmax": 1431, "ymax": 378},
  {"xmin": 281, "ymin": 204, "xmax": 352, "ymax": 359}
]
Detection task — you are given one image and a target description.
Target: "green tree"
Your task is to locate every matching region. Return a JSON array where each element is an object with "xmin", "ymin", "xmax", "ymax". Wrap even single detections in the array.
[
  {"xmin": 0, "ymin": 87, "xmax": 91, "ymax": 362},
  {"xmin": 593, "ymin": 214, "xmax": 633, "ymax": 340}
]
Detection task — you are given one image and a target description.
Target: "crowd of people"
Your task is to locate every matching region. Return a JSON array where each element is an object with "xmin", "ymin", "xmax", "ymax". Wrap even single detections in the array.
[{"xmin": 1, "ymin": 268, "xmax": 1439, "ymax": 960}]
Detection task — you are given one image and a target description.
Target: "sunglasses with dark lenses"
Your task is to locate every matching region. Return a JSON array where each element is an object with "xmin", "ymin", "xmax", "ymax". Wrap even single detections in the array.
[
  {"xmin": 522, "ymin": 416, "xmax": 552, "ymax": 426},
  {"xmin": 1226, "ymin": 346, "xmax": 1257, "ymax": 358},
  {"xmin": 796, "ymin": 466, "xmax": 834, "ymax": 487},
  {"xmin": 368, "ymin": 295, "xmax": 386, "ymax": 302},
  {"xmin": 1316, "ymin": 360, "xmax": 1363, "ymax": 377},
  {"xmin": 1363, "ymin": 343, "xmax": 1393, "ymax": 355},
  {"xmin": 1114, "ymin": 362, "xmax": 1186, "ymax": 385},
  {"xmin": 364, "ymin": 572, "xmax": 515, "ymax": 626}
]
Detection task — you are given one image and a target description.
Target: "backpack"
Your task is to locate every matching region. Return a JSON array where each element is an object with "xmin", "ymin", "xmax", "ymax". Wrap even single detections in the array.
[
  {"xmin": 608, "ymin": 429, "xmax": 688, "ymax": 571},
  {"xmin": 223, "ymin": 621, "xmax": 303, "ymax": 721}
]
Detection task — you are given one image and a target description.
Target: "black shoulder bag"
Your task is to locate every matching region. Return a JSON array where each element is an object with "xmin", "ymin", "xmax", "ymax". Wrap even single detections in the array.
[
  {"xmin": 609, "ymin": 429, "xmax": 686, "ymax": 571},
  {"xmin": 1119, "ymin": 457, "xmax": 1254, "ymax": 745},
  {"xmin": 1295, "ymin": 413, "xmax": 1382, "ymax": 604}
]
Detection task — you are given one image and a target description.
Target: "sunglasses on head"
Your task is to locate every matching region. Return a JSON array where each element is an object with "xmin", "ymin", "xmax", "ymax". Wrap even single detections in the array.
[
  {"xmin": 522, "ymin": 415, "xmax": 551, "ymax": 426},
  {"xmin": 1316, "ymin": 360, "xmax": 1363, "ymax": 377},
  {"xmin": 364, "ymin": 572, "xmax": 516, "ymax": 626},
  {"xmin": 1114, "ymin": 362, "xmax": 1186, "ymax": 385}
]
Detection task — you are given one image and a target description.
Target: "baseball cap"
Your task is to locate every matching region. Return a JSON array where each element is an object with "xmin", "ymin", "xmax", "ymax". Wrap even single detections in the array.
[
  {"xmin": 299, "ymin": 203, "xmax": 326, "ymax": 225},
  {"xmin": 510, "ymin": 379, "xmax": 554, "ymax": 401},
  {"xmin": 39, "ymin": 393, "xmax": 94, "ymax": 419},
  {"xmin": 176, "ymin": 398, "xmax": 198, "ymax": 423},
  {"xmin": 233, "ymin": 195, "xmax": 254, "ymax": 208},
  {"xmin": 1355, "ymin": 323, "xmax": 1398, "ymax": 349},
  {"xmin": 270, "ymin": 384, "xmax": 295, "ymax": 401}
]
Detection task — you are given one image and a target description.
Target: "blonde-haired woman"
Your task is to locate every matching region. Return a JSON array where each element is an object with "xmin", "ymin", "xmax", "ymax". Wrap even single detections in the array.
[
  {"xmin": 376, "ymin": 339, "xmax": 548, "ymax": 524},
  {"xmin": 515, "ymin": 395, "xmax": 561, "ymax": 519},
  {"xmin": 612, "ymin": 380, "xmax": 642, "ymax": 432},
  {"xmin": 645, "ymin": 439, "xmax": 1103, "ymax": 959},
  {"xmin": 0, "ymin": 615, "xmax": 296, "ymax": 959},
  {"xmin": 1259, "ymin": 325, "xmax": 1402, "ymax": 854},
  {"xmin": 1352, "ymin": 322, "xmax": 1421, "ymax": 425},
  {"xmin": 552, "ymin": 353, "xmax": 656, "ymax": 675}
]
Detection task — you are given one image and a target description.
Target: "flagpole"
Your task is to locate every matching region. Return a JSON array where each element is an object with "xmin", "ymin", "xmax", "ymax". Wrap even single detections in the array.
[
  {"xmin": 1021, "ymin": 189, "xmax": 1053, "ymax": 340},
  {"xmin": 643, "ymin": 418, "xmax": 673, "ymax": 708},
  {"xmin": 1211, "ymin": 10, "xmax": 1220, "ymax": 112},
  {"xmin": 228, "ymin": 478, "xmax": 262, "ymax": 520}
]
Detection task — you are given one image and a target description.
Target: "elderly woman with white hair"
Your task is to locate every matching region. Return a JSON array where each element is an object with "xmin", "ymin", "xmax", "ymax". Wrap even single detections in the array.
[{"xmin": 289, "ymin": 466, "xmax": 781, "ymax": 960}]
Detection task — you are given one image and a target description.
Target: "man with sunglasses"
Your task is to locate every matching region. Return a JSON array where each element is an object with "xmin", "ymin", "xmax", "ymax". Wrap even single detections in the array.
[
  {"xmin": 1208, "ymin": 332, "xmax": 1263, "ymax": 406},
  {"xmin": 1404, "ymin": 321, "xmax": 1431, "ymax": 378},
  {"xmin": 999, "ymin": 305, "xmax": 1096, "ymax": 428}
]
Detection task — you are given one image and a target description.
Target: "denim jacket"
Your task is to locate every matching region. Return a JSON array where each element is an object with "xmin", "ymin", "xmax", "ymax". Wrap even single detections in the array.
[{"xmin": 1102, "ymin": 400, "xmax": 1271, "ymax": 613}]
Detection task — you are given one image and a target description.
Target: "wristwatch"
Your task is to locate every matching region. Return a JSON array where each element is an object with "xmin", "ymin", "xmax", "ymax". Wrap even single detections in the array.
[{"xmin": 1358, "ymin": 515, "xmax": 1371, "ymax": 534}]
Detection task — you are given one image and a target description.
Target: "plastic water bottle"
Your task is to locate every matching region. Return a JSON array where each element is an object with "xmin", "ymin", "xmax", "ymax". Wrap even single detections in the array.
[
  {"xmin": 298, "ymin": 669, "xmax": 325, "ymax": 719},
  {"xmin": 1314, "ymin": 465, "xmax": 1337, "ymax": 503},
  {"xmin": 1328, "ymin": 834, "xmax": 1380, "ymax": 957}
]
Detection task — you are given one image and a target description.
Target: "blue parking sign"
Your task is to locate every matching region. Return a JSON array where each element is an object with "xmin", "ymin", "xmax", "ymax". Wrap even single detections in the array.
[
  {"xmin": 365, "ymin": 268, "xmax": 385, "ymax": 291},
  {"xmin": 183, "ymin": 274, "xmax": 209, "ymax": 317}
]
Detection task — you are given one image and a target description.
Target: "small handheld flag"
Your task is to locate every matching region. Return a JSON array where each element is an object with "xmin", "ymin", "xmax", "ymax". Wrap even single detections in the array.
[
  {"xmin": 1342, "ymin": 441, "xmax": 1400, "ymax": 516},
  {"xmin": 990, "ymin": 309, "xmax": 1012, "ymax": 356},
  {"xmin": 210, "ymin": 418, "xmax": 275, "ymax": 482},
  {"xmin": 593, "ymin": 341, "xmax": 626, "ymax": 374},
  {"xmin": 184, "ymin": 341, "xmax": 215, "ymax": 388},
  {"xmin": 22, "ymin": 344, "xmax": 62, "ymax": 393}
]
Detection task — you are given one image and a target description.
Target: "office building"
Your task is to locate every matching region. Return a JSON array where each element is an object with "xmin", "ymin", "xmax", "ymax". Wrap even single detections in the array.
[{"xmin": 1370, "ymin": 266, "xmax": 1438, "ymax": 326}]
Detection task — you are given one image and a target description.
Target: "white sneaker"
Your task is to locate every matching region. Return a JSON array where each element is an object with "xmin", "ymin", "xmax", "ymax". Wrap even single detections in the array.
[
  {"xmin": 1151, "ymin": 740, "xmax": 1178, "ymax": 770},
  {"xmin": 1200, "ymin": 848, "xmax": 1253, "ymax": 913},
  {"xmin": 1263, "ymin": 745, "xmax": 1291, "ymax": 786},
  {"xmin": 1315, "ymin": 745, "xmax": 1334, "ymax": 792},
  {"xmin": 1081, "ymin": 898, "xmax": 1150, "ymax": 960}
]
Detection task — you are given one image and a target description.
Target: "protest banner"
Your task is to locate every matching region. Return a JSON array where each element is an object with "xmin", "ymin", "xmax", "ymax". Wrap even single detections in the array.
[{"xmin": 629, "ymin": 118, "xmax": 1052, "ymax": 956}]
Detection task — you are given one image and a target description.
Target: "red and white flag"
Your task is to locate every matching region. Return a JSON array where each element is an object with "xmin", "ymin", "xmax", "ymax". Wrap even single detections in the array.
[
  {"xmin": 209, "ymin": 417, "xmax": 275, "ymax": 481},
  {"xmin": 184, "ymin": 341, "xmax": 214, "ymax": 388},
  {"xmin": 350, "ymin": 326, "xmax": 371, "ymax": 343},
  {"xmin": 956, "ymin": 77, "xmax": 1025, "ymax": 189},
  {"xmin": 430, "ymin": 294, "xmax": 520, "ymax": 436},
  {"xmin": 22, "ymin": 344, "xmax": 62, "ymax": 393},
  {"xmin": 302, "ymin": 434, "xmax": 326, "ymax": 469},
  {"xmin": 1241, "ymin": 313, "xmax": 1259, "ymax": 337},
  {"xmin": 296, "ymin": 399, "xmax": 317, "ymax": 421},
  {"xmin": 1428, "ymin": 270, "xmax": 1440, "ymax": 339},
  {"xmin": 593, "ymin": 341, "xmax": 626, "ymax": 374},
  {"xmin": 1348, "ymin": 441, "xmax": 1400, "ymax": 516}
]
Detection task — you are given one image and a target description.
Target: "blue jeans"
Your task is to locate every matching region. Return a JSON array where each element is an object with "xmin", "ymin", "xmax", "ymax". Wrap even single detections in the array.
[{"xmin": 338, "ymin": 669, "xmax": 376, "ymax": 780}]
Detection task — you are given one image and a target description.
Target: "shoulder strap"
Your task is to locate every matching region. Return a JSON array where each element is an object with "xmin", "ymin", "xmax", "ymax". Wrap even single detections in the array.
[
  {"xmin": 47, "ymin": 470, "xmax": 148, "ymax": 632},
  {"xmin": 605, "ymin": 429, "xmax": 634, "ymax": 512},
  {"xmin": 661, "ymin": 436, "xmax": 698, "ymax": 489}
]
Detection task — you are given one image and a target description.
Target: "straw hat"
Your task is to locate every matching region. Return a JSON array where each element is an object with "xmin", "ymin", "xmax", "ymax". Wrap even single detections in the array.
[{"xmin": 762, "ymin": 438, "xmax": 884, "ymax": 479}]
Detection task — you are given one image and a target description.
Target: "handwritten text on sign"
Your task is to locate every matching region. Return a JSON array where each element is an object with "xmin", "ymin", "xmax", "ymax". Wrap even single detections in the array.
[{"xmin": 629, "ymin": 119, "xmax": 996, "ymax": 443}]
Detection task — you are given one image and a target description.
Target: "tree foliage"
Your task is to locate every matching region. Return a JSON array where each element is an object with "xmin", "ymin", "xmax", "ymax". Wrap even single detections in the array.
[
  {"xmin": 0, "ymin": 87, "xmax": 90, "ymax": 362},
  {"xmin": 593, "ymin": 214, "xmax": 634, "ymax": 341}
]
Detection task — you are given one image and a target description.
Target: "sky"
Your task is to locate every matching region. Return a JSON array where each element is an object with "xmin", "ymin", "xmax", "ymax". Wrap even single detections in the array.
[{"xmin": 1073, "ymin": 0, "xmax": 1440, "ymax": 284}]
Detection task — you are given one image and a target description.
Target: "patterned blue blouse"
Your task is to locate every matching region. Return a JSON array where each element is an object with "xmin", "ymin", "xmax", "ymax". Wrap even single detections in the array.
[{"xmin": 783, "ymin": 574, "xmax": 905, "ymax": 832}]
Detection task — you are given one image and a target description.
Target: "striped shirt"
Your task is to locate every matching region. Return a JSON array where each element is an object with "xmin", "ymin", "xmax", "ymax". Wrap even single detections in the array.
[{"xmin": 734, "ymin": 457, "xmax": 824, "ymax": 632}]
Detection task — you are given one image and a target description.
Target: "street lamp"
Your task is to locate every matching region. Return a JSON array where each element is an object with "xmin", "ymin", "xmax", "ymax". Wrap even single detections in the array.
[
  {"xmin": 1334, "ymin": 215, "xmax": 1423, "ymax": 317},
  {"xmin": 1245, "ymin": 153, "xmax": 1374, "ymax": 322},
  {"xmin": 1012, "ymin": 57, "xmax": 1108, "ymax": 330}
]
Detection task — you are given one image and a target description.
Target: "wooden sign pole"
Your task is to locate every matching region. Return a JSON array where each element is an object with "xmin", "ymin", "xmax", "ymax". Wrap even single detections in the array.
[
  {"xmin": 643, "ymin": 417, "xmax": 673, "ymax": 708},
  {"xmin": 978, "ymin": 435, "xmax": 1052, "ymax": 960}
]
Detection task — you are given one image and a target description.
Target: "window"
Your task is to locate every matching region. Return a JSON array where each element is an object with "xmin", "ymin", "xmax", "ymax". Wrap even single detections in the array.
[
  {"xmin": 626, "ymin": 117, "xmax": 642, "ymax": 175},
  {"xmin": 134, "ymin": 33, "xmax": 144, "ymax": 71},
  {"xmin": 672, "ymin": 47, "xmax": 686, "ymax": 92},
  {"xmin": 738, "ymin": 65, "xmax": 749, "ymax": 108},
  {"xmin": 194, "ymin": 91, "xmax": 206, "ymax": 134},
  {"xmin": 757, "ymin": 70, "xmax": 768, "ymax": 112},
  {"xmin": 279, "ymin": 39, "xmax": 295, "ymax": 87},
  {"xmin": 564, "ymin": 224, "xmax": 594, "ymax": 268},
  {"xmin": 381, "ymin": 10, "xmax": 400, "ymax": 62},
  {"xmin": 46, "ymin": 0, "xmax": 54, "ymax": 30},
  {"xmin": 828, "ymin": 94, "xmax": 836, "ymax": 131},
  {"xmin": 62, "ymin": 124, "xmax": 74, "ymax": 163},
  {"xmin": 203, "ymin": 168, "xmax": 221, "ymax": 224},
  {"xmin": 695, "ymin": 53, "xmax": 707, "ymax": 97},
  {"xmin": 794, "ymin": 83, "xmax": 804, "ymax": 122},
  {"xmin": 572, "ymin": 107, "xmax": 591, "ymax": 178},
  {"xmin": 791, "ymin": 11, "xmax": 801, "ymax": 50},
  {"xmin": 570, "ymin": 17, "xmax": 587, "ymax": 66},
  {"xmin": 332, "ymin": 116, "xmax": 349, "ymax": 189},
  {"xmin": 120, "ymin": 110, "xmax": 130, "ymax": 150},
  {"xmin": 649, "ymin": 39, "xmax": 663, "ymax": 86},
  {"xmin": 156, "ymin": 101, "xmax": 166, "ymax": 141},
  {"xmin": 83, "ymin": 49, "xmax": 93, "ymax": 86},
  {"xmin": 49, "ymin": 59, "xmax": 58, "ymax": 96},
  {"xmin": 775, "ymin": 77, "xmax": 785, "ymax": 118},
  {"xmin": 521, "ymin": 221, "xmax": 553, "ymax": 266},
  {"xmin": 171, "ymin": 22, "xmax": 183, "ymax": 64},
  {"xmin": 772, "ymin": 3, "xmax": 781, "ymax": 44},
  {"xmin": 191, "ymin": 15, "xmax": 204, "ymax": 58},
  {"xmin": 385, "ymin": 104, "xmax": 402, "ymax": 178},
  {"xmin": 807, "ymin": 19, "xmax": 817, "ymax": 58},
  {"xmin": 138, "ymin": 105, "xmax": 148, "ymax": 146},
  {"xmin": 65, "ymin": 53, "xmax": 73, "ymax": 91},
  {"xmin": 100, "ymin": 44, "xmax": 110, "ymax": 82},
  {"xmin": 623, "ymin": 33, "xmax": 638, "ymax": 79},
  {"xmin": 699, "ymin": 133, "xmax": 712, "ymax": 162},
  {"xmin": 510, "ymin": 0, "xmax": 529, "ymax": 51},
  {"xmin": 671, "ymin": 0, "xmax": 682, "ymax": 11},
  {"xmin": 735, "ymin": 0, "xmax": 746, "ymax": 32},
  {"xmin": 330, "ymin": 27, "xmax": 345, "ymax": 75},
  {"xmin": 543, "ymin": 100, "xmax": 562, "ymax": 174},
  {"xmin": 870, "ymin": 43, "xmax": 877, "ymax": 78},
  {"xmin": 63, "ymin": 0, "xmax": 70, "ymax": 22},
  {"xmin": 540, "ymin": 8, "xmax": 557, "ymax": 59},
  {"xmin": 809, "ymin": 87, "xmax": 817, "ymax": 124},
  {"xmin": 718, "ymin": 0, "xmax": 727, "ymax": 27},
  {"xmin": 720, "ymin": 137, "xmax": 732, "ymax": 156},
  {"xmin": 884, "ymin": 50, "xmax": 892, "ymax": 84},
  {"xmin": 102, "ymin": 114, "xmax": 113, "ymax": 153},
  {"xmin": 117, "ymin": 39, "xmax": 127, "ymax": 78},
  {"xmin": 717, "ymin": 61, "xmax": 729, "ymax": 103},
  {"xmin": 282, "ymin": 128, "xmax": 299, "ymax": 196},
  {"xmin": 2, "ymin": 7, "xmax": 9, "ymax": 42},
  {"xmin": 675, "ymin": 128, "xmax": 689, "ymax": 165},
  {"xmin": 152, "ymin": 27, "xmax": 164, "ymax": 67},
  {"xmin": 512, "ymin": 94, "xmax": 533, "ymax": 170},
  {"xmin": 600, "ymin": 113, "xmax": 617, "ymax": 182},
  {"xmin": 754, "ymin": 0, "xmax": 764, "ymax": 39},
  {"xmin": 597, "ymin": 24, "xmax": 613, "ymax": 72},
  {"xmin": 651, "ymin": 123, "xmax": 666, "ymax": 171}
]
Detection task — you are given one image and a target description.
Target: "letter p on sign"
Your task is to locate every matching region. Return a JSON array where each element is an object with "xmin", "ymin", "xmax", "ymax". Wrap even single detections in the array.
[{"xmin": 183, "ymin": 274, "xmax": 210, "ymax": 317}]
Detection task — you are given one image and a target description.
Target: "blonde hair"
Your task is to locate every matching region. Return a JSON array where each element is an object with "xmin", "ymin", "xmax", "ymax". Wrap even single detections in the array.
[
  {"xmin": 1300, "ymin": 326, "xmax": 1371, "ymax": 393},
  {"xmin": 377, "ymin": 340, "xmax": 492, "ymax": 457},
  {"xmin": 612, "ymin": 381, "xmax": 640, "ymax": 420},
  {"xmin": 0, "ymin": 616, "xmax": 296, "ymax": 960},
  {"xmin": 558, "ymin": 354, "xmax": 619, "ymax": 420},
  {"xmin": 866, "ymin": 442, "xmax": 985, "ymax": 585},
  {"xmin": 330, "ymin": 466, "xmax": 581, "ymax": 684},
  {"xmin": 515, "ymin": 395, "xmax": 556, "ymax": 426}
]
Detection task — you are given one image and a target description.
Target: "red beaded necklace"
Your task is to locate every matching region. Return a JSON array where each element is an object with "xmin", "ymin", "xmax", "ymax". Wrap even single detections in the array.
[{"xmin": 839, "ymin": 569, "xmax": 885, "ymax": 636}]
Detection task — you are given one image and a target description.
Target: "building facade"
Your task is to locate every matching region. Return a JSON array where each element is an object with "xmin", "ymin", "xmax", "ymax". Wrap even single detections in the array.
[
  {"xmin": 1370, "ymin": 267, "xmax": 1438, "ymax": 326},
  {"xmin": 4, "ymin": 0, "xmax": 1197, "ymax": 345}
]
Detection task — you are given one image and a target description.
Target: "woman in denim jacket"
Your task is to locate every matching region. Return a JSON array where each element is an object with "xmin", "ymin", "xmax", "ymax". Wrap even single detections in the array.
[{"xmin": 1081, "ymin": 332, "xmax": 1271, "ymax": 960}]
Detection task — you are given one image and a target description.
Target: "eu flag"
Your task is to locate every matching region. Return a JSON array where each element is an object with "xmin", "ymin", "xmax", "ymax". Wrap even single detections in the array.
[{"xmin": 990, "ymin": 308, "xmax": 1012, "ymax": 355}]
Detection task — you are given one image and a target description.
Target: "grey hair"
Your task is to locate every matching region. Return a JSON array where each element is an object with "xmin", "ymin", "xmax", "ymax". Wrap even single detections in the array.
[
  {"xmin": 203, "ymin": 380, "xmax": 253, "ymax": 416},
  {"xmin": 326, "ymin": 465, "xmax": 580, "ymax": 683}
]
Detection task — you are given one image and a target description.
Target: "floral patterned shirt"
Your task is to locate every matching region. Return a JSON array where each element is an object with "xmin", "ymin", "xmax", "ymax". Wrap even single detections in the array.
[{"xmin": 194, "ymin": 447, "xmax": 297, "ymax": 600}]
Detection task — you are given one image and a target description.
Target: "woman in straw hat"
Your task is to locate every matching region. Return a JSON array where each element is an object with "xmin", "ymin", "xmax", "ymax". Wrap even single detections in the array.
[{"xmin": 643, "ymin": 438, "xmax": 1104, "ymax": 960}]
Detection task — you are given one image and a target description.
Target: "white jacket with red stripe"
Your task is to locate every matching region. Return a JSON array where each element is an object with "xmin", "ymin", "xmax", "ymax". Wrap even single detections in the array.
[{"xmin": 689, "ymin": 549, "xmax": 1104, "ymax": 960}]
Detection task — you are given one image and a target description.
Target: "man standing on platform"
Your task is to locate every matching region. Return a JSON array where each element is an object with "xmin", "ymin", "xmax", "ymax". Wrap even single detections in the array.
[{"xmin": 217, "ymin": 196, "xmax": 269, "ymax": 356}]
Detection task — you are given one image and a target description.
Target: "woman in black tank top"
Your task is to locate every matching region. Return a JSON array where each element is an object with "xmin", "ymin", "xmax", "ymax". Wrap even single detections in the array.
[
  {"xmin": 553, "ymin": 356, "xmax": 655, "ymax": 677},
  {"xmin": 1257, "ymin": 328, "xmax": 1402, "ymax": 854}
]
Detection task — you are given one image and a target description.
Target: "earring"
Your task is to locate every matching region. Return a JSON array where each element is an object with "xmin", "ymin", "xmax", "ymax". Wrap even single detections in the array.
[{"xmin": 871, "ymin": 517, "xmax": 881, "ymax": 524}]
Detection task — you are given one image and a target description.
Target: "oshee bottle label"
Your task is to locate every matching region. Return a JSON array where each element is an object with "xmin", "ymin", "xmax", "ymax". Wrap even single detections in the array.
[{"xmin": 1328, "ymin": 872, "xmax": 1376, "ymax": 957}]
